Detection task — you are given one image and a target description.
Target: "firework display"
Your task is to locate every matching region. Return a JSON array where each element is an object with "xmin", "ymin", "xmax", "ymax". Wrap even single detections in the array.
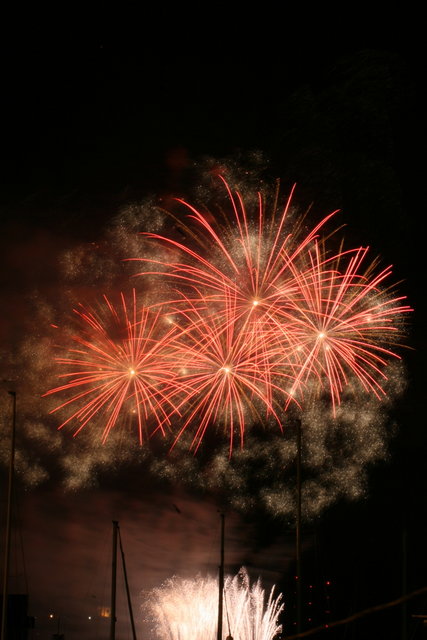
[
  {"xmin": 281, "ymin": 241, "xmax": 410, "ymax": 412},
  {"xmin": 44, "ymin": 173, "xmax": 411, "ymax": 452},
  {"xmin": 146, "ymin": 567, "xmax": 283, "ymax": 640},
  {"xmin": 43, "ymin": 289, "xmax": 183, "ymax": 444},
  {"xmin": 160, "ymin": 292, "xmax": 292, "ymax": 454}
]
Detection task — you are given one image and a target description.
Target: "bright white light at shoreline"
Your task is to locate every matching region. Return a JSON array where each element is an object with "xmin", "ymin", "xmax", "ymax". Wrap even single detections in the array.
[{"xmin": 146, "ymin": 567, "xmax": 283, "ymax": 640}]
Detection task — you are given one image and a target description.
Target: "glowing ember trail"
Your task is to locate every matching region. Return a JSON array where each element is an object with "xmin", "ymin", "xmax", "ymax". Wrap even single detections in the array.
[
  {"xmin": 146, "ymin": 567, "xmax": 283, "ymax": 640},
  {"xmin": 43, "ymin": 289, "xmax": 182, "ymax": 443}
]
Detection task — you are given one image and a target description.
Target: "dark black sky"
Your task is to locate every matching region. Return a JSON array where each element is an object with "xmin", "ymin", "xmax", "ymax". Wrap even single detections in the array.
[{"xmin": 1, "ymin": 10, "xmax": 426, "ymax": 640}]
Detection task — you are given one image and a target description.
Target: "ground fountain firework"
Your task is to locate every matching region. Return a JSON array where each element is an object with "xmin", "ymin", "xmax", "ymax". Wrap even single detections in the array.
[{"xmin": 146, "ymin": 567, "xmax": 283, "ymax": 640}]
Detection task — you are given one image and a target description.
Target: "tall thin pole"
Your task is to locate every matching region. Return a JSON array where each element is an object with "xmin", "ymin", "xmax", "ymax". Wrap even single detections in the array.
[
  {"xmin": 118, "ymin": 527, "xmax": 137, "ymax": 640},
  {"xmin": 401, "ymin": 524, "xmax": 407, "ymax": 640},
  {"xmin": 296, "ymin": 418, "xmax": 302, "ymax": 635},
  {"xmin": 110, "ymin": 520, "xmax": 118, "ymax": 640},
  {"xmin": 1, "ymin": 391, "xmax": 16, "ymax": 640},
  {"xmin": 217, "ymin": 512, "xmax": 225, "ymax": 640}
]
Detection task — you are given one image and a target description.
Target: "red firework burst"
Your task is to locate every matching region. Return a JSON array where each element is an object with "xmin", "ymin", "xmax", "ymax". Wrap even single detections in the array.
[
  {"xmin": 161, "ymin": 291, "xmax": 296, "ymax": 454},
  {"xmin": 131, "ymin": 175, "xmax": 412, "ymax": 429},
  {"xmin": 283, "ymin": 241, "xmax": 412, "ymax": 410},
  {"xmin": 46, "ymin": 175, "xmax": 412, "ymax": 451},
  {"xmin": 43, "ymin": 289, "xmax": 182, "ymax": 443},
  {"xmin": 131, "ymin": 176, "xmax": 339, "ymax": 332}
]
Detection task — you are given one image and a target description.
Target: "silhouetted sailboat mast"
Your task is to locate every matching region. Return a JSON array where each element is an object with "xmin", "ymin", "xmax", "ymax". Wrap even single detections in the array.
[
  {"xmin": 0, "ymin": 391, "xmax": 16, "ymax": 640},
  {"xmin": 217, "ymin": 512, "xmax": 225, "ymax": 640},
  {"xmin": 109, "ymin": 520, "xmax": 137, "ymax": 640}
]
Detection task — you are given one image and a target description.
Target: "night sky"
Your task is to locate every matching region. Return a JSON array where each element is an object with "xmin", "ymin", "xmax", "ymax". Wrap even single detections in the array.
[{"xmin": 0, "ymin": 10, "xmax": 426, "ymax": 640}]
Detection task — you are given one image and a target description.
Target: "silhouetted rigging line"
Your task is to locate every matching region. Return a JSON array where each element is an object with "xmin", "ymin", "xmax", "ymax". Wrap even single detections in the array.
[{"xmin": 285, "ymin": 585, "xmax": 427, "ymax": 639}]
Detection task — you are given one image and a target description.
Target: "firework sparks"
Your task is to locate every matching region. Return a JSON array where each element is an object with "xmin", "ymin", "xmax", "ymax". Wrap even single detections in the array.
[
  {"xmin": 132, "ymin": 176, "xmax": 338, "ymax": 333},
  {"xmin": 282, "ymin": 241, "xmax": 412, "ymax": 410},
  {"xmin": 43, "ymin": 289, "xmax": 183, "ymax": 443},
  {"xmin": 147, "ymin": 360, "xmax": 406, "ymax": 520},
  {"xmin": 44, "ymin": 173, "xmax": 412, "ymax": 454},
  {"xmin": 162, "ymin": 291, "xmax": 297, "ymax": 454},
  {"xmin": 130, "ymin": 175, "xmax": 412, "ymax": 442},
  {"xmin": 146, "ymin": 567, "xmax": 283, "ymax": 640}
]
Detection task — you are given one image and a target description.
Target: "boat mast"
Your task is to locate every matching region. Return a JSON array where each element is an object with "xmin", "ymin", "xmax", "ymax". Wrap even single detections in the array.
[
  {"xmin": 0, "ymin": 391, "xmax": 16, "ymax": 640},
  {"xmin": 110, "ymin": 520, "xmax": 118, "ymax": 640},
  {"xmin": 296, "ymin": 419, "xmax": 302, "ymax": 635},
  {"xmin": 118, "ymin": 526, "xmax": 137, "ymax": 640},
  {"xmin": 217, "ymin": 512, "xmax": 225, "ymax": 640},
  {"xmin": 109, "ymin": 520, "xmax": 137, "ymax": 640}
]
